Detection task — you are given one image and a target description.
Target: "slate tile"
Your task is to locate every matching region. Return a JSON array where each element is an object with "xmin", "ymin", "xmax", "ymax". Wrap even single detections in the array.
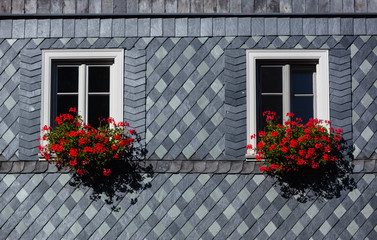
[
  {"xmin": 290, "ymin": 18, "xmax": 303, "ymax": 35},
  {"xmin": 341, "ymin": 18, "xmax": 354, "ymax": 35},
  {"xmin": 366, "ymin": 18, "xmax": 377, "ymax": 35},
  {"xmin": 225, "ymin": 17, "xmax": 238, "ymax": 36},
  {"xmin": 74, "ymin": 19, "xmax": 88, "ymax": 38},
  {"xmin": 265, "ymin": 18, "xmax": 277, "ymax": 36},
  {"xmin": 238, "ymin": 18, "xmax": 251, "ymax": 36},
  {"xmin": 277, "ymin": 18, "xmax": 290, "ymax": 35},
  {"xmin": 63, "ymin": 19, "xmax": 75, "ymax": 37},
  {"xmin": 252, "ymin": 18, "xmax": 264, "ymax": 36},
  {"xmin": 316, "ymin": 18, "xmax": 328, "ymax": 35},
  {"xmin": 0, "ymin": 20, "xmax": 12, "ymax": 38},
  {"xmin": 34, "ymin": 161, "xmax": 48, "ymax": 173},
  {"xmin": 138, "ymin": 18, "xmax": 150, "ymax": 37},
  {"xmin": 88, "ymin": 18, "xmax": 100, "ymax": 37},
  {"xmin": 151, "ymin": 18, "xmax": 162, "ymax": 37},
  {"xmin": 125, "ymin": 18, "xmax": 137, "ymax": 37},
  {"xmin": 12, "ymin": 20, "xmax": 25, "ymax": 39},
  {"xmin": 201, "ymin": 18, "xmax": 212, "ymax": 37},
  {"xmin": 213, "ymin": 18, "xmax": 225, "ymax": 36},
  {"xmin": 303, "ymin": 18, "xmax": 316, "ymax": 35},
  {"xmin": 25, "ymin": 19, "xmax": 38, "ymax": 38},
  {"xmin": 163, "ymin": 18, "xmax": 175, "ymax": 37},
  {"xmin": 188, "ymin": 18, "xmax": 200, "ymax": 36},
  {"xmin": 354, "ymin": 18, "xmax": 366, "ymax": 35},
  {"xmin": 176, "ymin": 18, "xmax": 188, "ymax": 37},
  {"xmin": 50, "ymin": 19, "xmax": 63, "ymax": 38},
  {"xmin": 0, "ymin": 161, "xmax": 12, "ymax": 173},
  {"xmin": 100, "ymin": 19, "xmax": 112, "ymax": 37}
]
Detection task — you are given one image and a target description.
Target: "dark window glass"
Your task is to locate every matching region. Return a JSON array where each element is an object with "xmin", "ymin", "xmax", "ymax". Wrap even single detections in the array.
[
  {"xmin": 57, "ymin": 95, "xmax": 78, "ymax": 117},
  {"xmin": 292, "ymin": 96, "xmax": 313, "ymax": 123},
  {"xmin": 88, "ymin": 95, "xmax": 109, "ymax": 128},
  {"xmin": 291, "ymin": 65, "xmax": 315, "ymax": 94},
  {"xmin": 260, "ymin": 66, "xmax": 282, "ymax": 93},
  {"xmin": 257, "ymin": 62, "xmax": 316, "ymax": 131},
  {"xmin": 52, "ymin": 63, "xmax": 111, "ymax": 128},
  {"xmin": 88, "ymin": 67, "xmax": 110, "ymax": 92},
  {"xmin": 57, "ymin": 67, "xmax": 79, "ymax": 92}
]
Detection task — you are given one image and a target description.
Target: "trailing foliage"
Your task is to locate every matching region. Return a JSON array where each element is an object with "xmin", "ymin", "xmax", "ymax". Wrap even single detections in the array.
[
  {"xmin": 39, "ymin": 108, "xmax": 136, "ymax": 177},
  {"xmin": 248, "ymin": 111, "xmax": 356, "ymax": 202},
  {"xmin": 248, "ymin": 111, "xmax": 343, "ymax": 175}
]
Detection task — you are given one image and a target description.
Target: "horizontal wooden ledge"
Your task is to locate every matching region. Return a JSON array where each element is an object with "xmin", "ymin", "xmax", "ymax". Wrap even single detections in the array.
[
  {"xmin": 0, "ymin": 159, "xmax": 376, "ymax": 174},
  {"xmin": 1, "ymin": 13, "xmax": 377, "ymax": 20}
]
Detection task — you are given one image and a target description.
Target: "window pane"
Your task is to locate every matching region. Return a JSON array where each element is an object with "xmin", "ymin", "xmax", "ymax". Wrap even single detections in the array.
[
  {"xmin": 57, "ymin": 95, "xmax": 78, "ymax": 116},
  {"xmin": 88, "ymin": 95, "xmax": 110, "ymax": 128},
  {"xmin": 260, "ymin": 95, "xmax": 283, "ymax": 130},
  {"xmin": 292, "ymin": 96, "xmax": 313, "ymax": 123},
  {"xmin": 291, "ymin": 65, "xmax": 315, "ymax": 94},
  {"xmin": 260, "ymin": 66, "xmax": 282, "ymax": 93},
  {"xmin": 88, "ymin": 66, "xmax": 110, "ymax": 93},
  {"xmin": 57, "ymin": 67, "xmax": 79, "ymax": 92}
]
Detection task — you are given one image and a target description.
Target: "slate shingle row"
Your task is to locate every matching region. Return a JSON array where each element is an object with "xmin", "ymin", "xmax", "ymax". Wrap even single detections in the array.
[
  {"xmin": 2, "ymin": 0, "xmax": 377, "ymax": 14},
  {"xmin": 1, "ymin": 17, "xmax": 377, "ymax": 39},
  {"xmin": 0, "ymin": 159, "xmax": 375, "ymax": 173}
]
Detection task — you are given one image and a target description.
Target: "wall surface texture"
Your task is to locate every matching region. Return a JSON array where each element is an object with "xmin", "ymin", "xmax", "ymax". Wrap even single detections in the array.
[
  {"xmin": 0, "ymin": 11, "xmax": 377, "ymax": 240},
  {"xmin": 0, "ymin": 17, "xmax": 376, "ymax": 162},
  {"xmin": 1, "ymin": 172, "xmax": 377, "ymax": 239},
  {"xmin": 1, "ymin": 0, "xmax": 377, "ymax": 14}
]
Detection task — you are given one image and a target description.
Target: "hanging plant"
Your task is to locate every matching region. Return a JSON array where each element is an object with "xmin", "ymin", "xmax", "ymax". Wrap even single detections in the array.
[
  {"xmin": 39, "ymin": 108, "xmax": 137, "ymax": 177},
  {"xmin": 247, "ymin": 111, "xmax": 356, "ymax": 202},
  {"xmin": 248, "ymin": 111, "xmax": 343, "ymax": 176}
]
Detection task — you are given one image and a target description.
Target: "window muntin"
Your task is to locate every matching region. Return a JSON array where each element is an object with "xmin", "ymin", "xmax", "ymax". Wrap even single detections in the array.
[
  {"xmin": 246, "ymin": 50, "xmax": 329, "ymax": 157},
  {"xmin": 42, "ymin": 49, "xmax": 124, "ymax": 131}
]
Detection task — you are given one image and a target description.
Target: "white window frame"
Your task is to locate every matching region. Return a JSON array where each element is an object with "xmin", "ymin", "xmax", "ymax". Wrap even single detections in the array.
[
  {"xmin": 246, "ymin": 50, "xmax": 329, "ymax": 158},
  {"xmin": 41, "ymin": 49, "xmax": 124, "ymax": 129}
]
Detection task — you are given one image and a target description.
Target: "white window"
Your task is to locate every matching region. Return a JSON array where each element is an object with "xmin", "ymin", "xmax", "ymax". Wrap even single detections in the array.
[
  {"xmin": 246, "ymin": 50, "xmax": 329, "ymax": 158},
  {"xmin": 41, "ymin": 49, "xmax": 124, "ymax": 128}
]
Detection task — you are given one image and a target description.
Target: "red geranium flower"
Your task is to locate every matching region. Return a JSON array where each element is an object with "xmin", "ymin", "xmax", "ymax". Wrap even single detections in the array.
[
  {"xmin": 247, "ymin": 111, "xmax": 343, "ymax": 176},
  {"xmin": 39, "ymin": 109, "xmax": 136, "ymax": 178}
]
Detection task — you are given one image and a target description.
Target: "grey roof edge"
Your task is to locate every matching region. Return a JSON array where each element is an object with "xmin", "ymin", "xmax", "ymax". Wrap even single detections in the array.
[
  {"xmin": 0, "ymin": 159, "xmax": 374, "ymax": 174},
  {"xmin": 2, "ymin": 13, "xmax": 377, "ymax": 20}
]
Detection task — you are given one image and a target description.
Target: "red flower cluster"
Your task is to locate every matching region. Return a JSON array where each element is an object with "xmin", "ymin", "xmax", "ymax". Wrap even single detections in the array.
[
  {"xmin": 247, "ymin": 112, "xmax": 343, "ymax": 175},
  {"xmin": 39, "ymin": 107, "xmax": 137, "ymax": 177}
]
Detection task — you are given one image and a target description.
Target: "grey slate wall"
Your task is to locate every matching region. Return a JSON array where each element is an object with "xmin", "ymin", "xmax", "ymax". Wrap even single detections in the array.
[
  {"xmin": 0, "ymin": 13, "xmax": 377, "ymax": 240},
  {"xmin": 1, "ymin": 172, "xmax": 377, "ymax": 239},
  {"xmin": 1, "ymin": 17, "xmax": 377, "ymax": 161},
  {"xmin": 1, "ymin": 0, "xmax": 377, "ymax": 14}
]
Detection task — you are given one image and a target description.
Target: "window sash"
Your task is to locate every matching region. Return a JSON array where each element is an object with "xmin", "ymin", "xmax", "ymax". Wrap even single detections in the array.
[
  {"xmin": 52, "ymin": 63, "xmax": 111, "ymax": 125},
  {"xmin": 257, "ymin": 63, "xmax": 316, "ymax": 130},
  {"xmin": 246, "ymin": 50, "xmax": 329, "ymax": 158},
  {"xmin": 41, "ymin": 49, "xmax": 124, "ymax": 133}
]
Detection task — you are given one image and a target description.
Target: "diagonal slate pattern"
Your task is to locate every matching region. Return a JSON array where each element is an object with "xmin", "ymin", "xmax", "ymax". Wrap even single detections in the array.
[
  {"xmin": 223, "ymin": 49, "xmax": 247, "ymax": 160},
  {"xmin": 19, "ymin": 45, "xmax": 42, "ymax": 161},
  {"xmin": 329, "ymin": 50, "xmax": 352, "ymax": 144},
  {"xmin": 351, "ymin": 36, "xmax": 377, "ymax": 159},
  {"xmin": 145, "ymin": 37, "xmax": 230, "ymax": 160},
  {"xmin": 0, "ymin": 39, "xmax": 29, "ymax": 161},
  {"xmin": 1, "ymin": 172, "xmax": 377, "ymax": 239},
  {"xmin": 0, "ymin": 35, "xmax": 374, "ymax": 161},
  {"xmin": 124, "ymin": 49, "xmax": 146, "ymax": 142}
]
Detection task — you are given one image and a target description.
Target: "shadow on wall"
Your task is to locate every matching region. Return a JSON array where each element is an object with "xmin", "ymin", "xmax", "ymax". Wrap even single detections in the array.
[
  {"xmin": 274, "ymin": 138, "xmax": 357, "ymax": 203},
  {"xmin": 68, "ymin": 133, "xmax": 154, "ymax": 211}
]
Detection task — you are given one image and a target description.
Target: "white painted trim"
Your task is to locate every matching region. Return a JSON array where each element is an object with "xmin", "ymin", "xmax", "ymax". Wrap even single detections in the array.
[
  {"xmin": 41, "ymin": 49, "xmax": 124, "ymax": 130},
  {"xmin": 246, "ymin": 50, "xmax": 329, "ymax": 157}
]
